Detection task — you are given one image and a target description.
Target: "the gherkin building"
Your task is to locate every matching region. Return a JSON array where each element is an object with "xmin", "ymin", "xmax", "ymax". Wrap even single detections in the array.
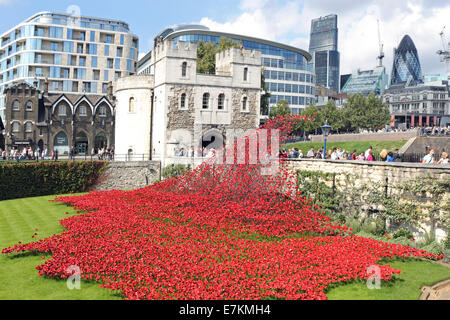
[{"xmin": 390, "ymin": 35, "xmax": 423, "ymax": 86}]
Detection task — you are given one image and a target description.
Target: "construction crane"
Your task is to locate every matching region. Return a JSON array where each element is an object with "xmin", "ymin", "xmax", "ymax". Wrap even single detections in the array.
[
  {"xmin": 437, "ymin": 26, "xmax": 450, "ymax": 79},
  {"xmin": 377, "ymin": 19, "xmax": 385, "ymax": 67}
]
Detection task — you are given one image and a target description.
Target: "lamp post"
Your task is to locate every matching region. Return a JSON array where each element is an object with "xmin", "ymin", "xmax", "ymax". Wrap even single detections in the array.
[{"xmin": 321, "ymin": 121, "xmax": 331, "ymax": 160}]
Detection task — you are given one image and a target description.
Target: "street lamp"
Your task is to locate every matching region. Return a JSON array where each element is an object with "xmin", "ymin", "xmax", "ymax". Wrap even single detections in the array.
[{"xmin": 321, "ymin": 121, "xmax": 331, "ymax": 160}]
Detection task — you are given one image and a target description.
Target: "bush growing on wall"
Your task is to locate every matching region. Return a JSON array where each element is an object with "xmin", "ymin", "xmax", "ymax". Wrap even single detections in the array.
[{"xmin": 0, "ymin": 161, "xmax": 107, "ymax": 201}]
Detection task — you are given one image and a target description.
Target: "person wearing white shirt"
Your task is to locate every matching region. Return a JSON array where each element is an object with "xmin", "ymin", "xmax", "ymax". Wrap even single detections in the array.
[{"xmin": 365, "ymin": 146, "xmax": 373, "ymax": 159}]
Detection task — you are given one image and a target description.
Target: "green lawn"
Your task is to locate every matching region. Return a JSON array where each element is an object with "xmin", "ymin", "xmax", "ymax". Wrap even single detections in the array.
[
  {"xmin": 0, "ymin": 195, "xmax": 449, "ymax": 300},
  {"xmin": 0, "ymin": 195, "xmax": 121, "ymax": 300},
  {"xmin": 327, "ymin": 260, "xmax": 450, "ymax": 300},
  {"xmin": 284, "ymin": 140, "xmax": 408, "ymax": 158}
]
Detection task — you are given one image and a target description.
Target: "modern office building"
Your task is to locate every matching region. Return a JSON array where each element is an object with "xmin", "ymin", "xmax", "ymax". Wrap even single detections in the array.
[
  {"xmin": 383, "ymin": 81, "xmax": 449, "ymax": 128},
  {"xmin": 0, "ymin": 11, "xmax": 139, "ymax": 121},
  {"xmin": 341, "ymin": 66, "xmax": 388, "ymax": 96},
  {"xmin": 309, "ymin": 14, "xmax": 340, "ymax": 93},
  {"xmin": 138, "ymin": 24, "xmax": 315, "ymax": 115},
  {"xmin": 390, "ymin": 35, "xmax": 423, "ymax": 86}
]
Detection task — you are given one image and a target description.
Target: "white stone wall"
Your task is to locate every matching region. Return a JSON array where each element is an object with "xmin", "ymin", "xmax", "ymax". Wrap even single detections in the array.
[{"xmin": 114, "ymin": 75, "xmax": 154, "ymax": 159}]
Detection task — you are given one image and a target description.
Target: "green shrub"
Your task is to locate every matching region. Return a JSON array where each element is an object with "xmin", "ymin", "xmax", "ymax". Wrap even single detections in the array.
[
  {"xmin": 389, "ymin": 237, "xmax": 412, "ymax": 247},
  {"xmin": 393, "ymin": 229, "xmax": 414, "ymax": 240},
  {"xmin": 347, "ymin": 219, "xmax": 362, "ymax": 234},
  {"xmin": 0, "ymin": 161, "xmax": 107, "ymax": 201},
  {"xmin": 444, "ymin": 236, "xmax": 450, "ymax": 249},
  {"xmin": 421, "ymin": 242, "xmax": 444, "ymax": 255},
  {"xmin": 162, "ymin": 164, "xmax": 191, "ymax": 179}
]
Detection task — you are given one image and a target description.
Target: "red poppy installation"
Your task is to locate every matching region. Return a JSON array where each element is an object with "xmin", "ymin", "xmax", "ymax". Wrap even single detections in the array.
[{"xmin": 2, "ymin": 116, "xmax": 443, "ymax": 300}]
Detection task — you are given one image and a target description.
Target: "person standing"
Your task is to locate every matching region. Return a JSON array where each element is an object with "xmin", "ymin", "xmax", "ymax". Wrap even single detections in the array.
[
  {"xmin": 422, "ymin": 149, "xmax": 435, "ymax": 164},
  {"xmin": 365, "ymin": 146, "xmax": 373, "ymax": 159},
  {"xmin": 437, "ymin": 152, "xmax": 449, "ymax": 165}
]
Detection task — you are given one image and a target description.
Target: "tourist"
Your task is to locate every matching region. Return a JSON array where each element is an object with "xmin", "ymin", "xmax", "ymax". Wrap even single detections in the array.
[
  {"xmin": 292, "ymin": 148, "xmax": 299, "ymax": 159},
  {"xmin": 330, "ymin": 148, "xmax": 338, "ymax": 161},
  {"xmin": 366, "ymin": 150, "xmax": 375, "ymax": 162},
  {"xmin": 386, "ymin": 152, "xmax": 395, "ymax": 163},
  {"xmin": 337, "ymin": 148, "xmax": 344, "ymax": 160},
  {"xmin": 437, "ymin": 152, "xmax": 448, "ymax": 165},
  {"xmin": 188, "ymin": 146, "xmax": 194, "ymax": 158},
  {"xmin": 306, "ymin": 147, "xmax": 315, "ymax": 159},
  {"xmin": 351, "ymin": 150, "xmax": 358, "ymax": 161},
  {"xmin": 315, "ymin": 149, "xmax": 324, "ymax": 159},
  {"xmin": 365, "ymin": 146, "xmax": 373, "ymax": 159},
  {"xmin": 393, "ymin": 149, "xmax": 402, "ymax": 162},
  {"xmin": 380, "ymin": 149, "xmax": 388, "ymax": 162},
  {"xmin": 34, "ymin": 149, "xmax": 40, "ymax": 162},
  {"xmin": 422, "ymin": 149, "xmax": 435, "ymax": 164},
  {"xmin": 357, "ymin": 153, "xmax": 365, "ymax": 161},
  {"xmin": 298, "ymin": 150, "xmax": 304, "ymax": 159}
]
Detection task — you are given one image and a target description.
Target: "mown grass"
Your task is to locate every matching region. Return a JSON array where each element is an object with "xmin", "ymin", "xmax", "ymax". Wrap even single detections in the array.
[
  {"xmin": 0, "ymin": 195, "xmax": 121, "ymax": 300},
  {"xmin": 284, "ymin": 140, "xmax": 408, "ymax": 158},
  {"xmin": 327, "ymin": 259, "xmax": 450, "ymax": 300},
  {"xmin": 0, "ymin": 195, "xmax": 448, "ymax": 300}
]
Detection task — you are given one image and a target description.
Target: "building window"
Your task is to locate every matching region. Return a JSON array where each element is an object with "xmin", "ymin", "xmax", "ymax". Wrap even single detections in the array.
[
  {"xmin": 26, "ymin": 101, "xmax": 32, "ymax": 111},
  {"xmin": 59, "ymin": 105, "xmax": 67, "ymax": 116},
  {"xmin": 79, "ymin": 105, "xmax": 87, "ymax": 117},
  {"xmin": 218, "ymin": 94, "xmax": 225, "ymax": 110},
  {"xmin": 12, "ymin": 100, "xmax": 19, "ymax": 110},
  {"xmin": 202, "ymin": 93, "xmax": 210, "ymax": 110},
  {"xmin": 242, "ymin": 97, "xmax": 248, "ymax": 112},
  {"xmin": 12, "ymin": 122, "xmax": 20, "ymax": 132},
  {"xmin": 99, "ymin": 106, "xmax": 107, "ymax": 117},
  {"xmin": 25, "ymin": 122, "xmax": 32, "ymax": 132},
  {"xmin": 129, "ymin": 97, "xmax": 135, "ymax": 113},
  {"xmin": 182, "ymin": 62, "xmax": 187, "ymax": 77},
  {"xmin": 180, "ymin": 93, "xmax": 187, "ymax": 110},
  {"xmin": 243, "ymin": 68, "xmax": 248, "ymax": 82}
]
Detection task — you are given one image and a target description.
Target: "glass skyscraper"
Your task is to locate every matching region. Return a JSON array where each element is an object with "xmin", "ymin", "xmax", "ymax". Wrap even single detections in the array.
[
  {"xmin": 0, "ymin": 12, "xmax": 139, "ymax": 120},
  {"xmin": 309, "ymin": 14, "xmax": 340, "ymax": 93},
  {"xmin": 138, "ymin": 25, "xmax": 316, "ymax": 115},
  {"xmin": 390, "ymin": 35, "xmax": 423, "ymax": 86}
]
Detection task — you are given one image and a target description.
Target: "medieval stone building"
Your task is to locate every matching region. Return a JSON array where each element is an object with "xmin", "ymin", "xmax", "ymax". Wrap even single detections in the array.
[
  {"xmin": 1, "ymin": 80, "xmax": 115, "ymax": 155},
  {"xmin": 114, "ymin": 40, "xmax": 261, "ymax": 165}
]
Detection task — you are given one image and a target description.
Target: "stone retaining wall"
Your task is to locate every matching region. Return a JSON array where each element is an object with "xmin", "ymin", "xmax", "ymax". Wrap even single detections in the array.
[
  {"xmin": 286, "ymin": 159, "xmax": 450, "ymax": 186},
  {"xmin": 93, "ymin": 161, "xmax": 161, "ymax": 191},
  {"xmin": 310, "ymin": 131, "xmax": 417, "ymax": 143}
]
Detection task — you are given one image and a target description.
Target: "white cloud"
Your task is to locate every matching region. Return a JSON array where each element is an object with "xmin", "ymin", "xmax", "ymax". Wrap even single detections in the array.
[{"xmin": 197, "ymin": 0, "xmax": 450, "ymax": 77}]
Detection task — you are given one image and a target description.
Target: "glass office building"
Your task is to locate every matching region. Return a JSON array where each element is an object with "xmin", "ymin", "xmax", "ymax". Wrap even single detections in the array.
[
  {"xmin": 390, "ymin": 35, "xmax": 423, "ymax": 86},
  {"xmin": 0, "ymin": 12, "xmax": 139, "ymax": 119},
  {"xmin": 341, "ymin": 66, "xmax": 388, "ymax": 96},
  {"xmin": 309, "ymin": 15, "xmax": 340, "ymax": 93},
  {"xmin": 138, "ymin": 25, "xmax": 315, "ymax": 114}
]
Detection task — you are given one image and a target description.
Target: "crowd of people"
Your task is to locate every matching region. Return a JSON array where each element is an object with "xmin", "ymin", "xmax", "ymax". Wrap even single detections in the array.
[
  {"xmin": 0, "ymin": 146, "xmax": 115, "ymax": 162},
  {"xmin": 0, "ymin": 146, "xmax": 50, "ymax": 161},
  {"xmin": 174, "ymin": 146, "xmax": 216, "ymax": 159},
  {"xmin": 280, "ymin": 145, "xmax": 449, "ymax": 165}
]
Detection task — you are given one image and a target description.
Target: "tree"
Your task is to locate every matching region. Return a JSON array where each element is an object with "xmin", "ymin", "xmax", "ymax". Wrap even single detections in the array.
[
  {"xmin": 342, "ymin": 93, "xmax": 390, "ymax": 131},
  {"xmin": 320, "ymin": 100, "xmax": 343, "ymax": 133},
  {"xmin": 301, "ymin": 105, "xmax": 322, "ymax": 134},
  {"xmin": 366, "ymin": 93, "xmax": 391, "ymax": 129},
  {"xmin": 260, "ymin": 68, "xmax": 271, "ymax": 116},
  {"xmin": 269, "ymin": 100, "xmax": 291, "ymax": 119},
  {"xmin": 197, "ymin": 38, "xmax": 241, "ymax": 74},
  {"xmin": 197, "ymin": 41, "xmax": 219, "ymax": 74},
  {"xmin": 342, "ymin": 94, "xmax": 368, "ymax": 131}
]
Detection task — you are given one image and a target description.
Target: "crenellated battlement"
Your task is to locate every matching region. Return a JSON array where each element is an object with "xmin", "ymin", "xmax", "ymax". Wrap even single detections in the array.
[
  {"xmin": 153, "ymin": 39, "xmax": 198, "ymax": 62},
  {"xmin": 216, "ymin": 46, "xmax": 261, "ymax": 67}
]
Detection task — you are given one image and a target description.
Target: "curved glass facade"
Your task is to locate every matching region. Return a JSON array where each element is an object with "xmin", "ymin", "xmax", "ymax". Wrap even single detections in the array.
[
  {"xmin": 141, "ymin": 26, "xmax": 315, "ymax": 112},
  {"xmin": 390, "ymin": 35, "xmax": 423, "ymax": 86}
]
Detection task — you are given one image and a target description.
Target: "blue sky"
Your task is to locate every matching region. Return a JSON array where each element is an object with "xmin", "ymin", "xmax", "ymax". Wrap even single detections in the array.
[
  {"xmin": 0, "ymin": 0, "xmax": 244, "ymax": 54},
  {"xmin": 1, "ymin": 0, "xmax": 449, "ymax": 75}
]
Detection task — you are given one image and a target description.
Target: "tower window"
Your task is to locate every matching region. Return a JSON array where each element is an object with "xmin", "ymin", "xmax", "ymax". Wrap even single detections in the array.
[
  {"xmin": 182, "ymin": 62, "xmax": 187, "ymax": 77},
  {"xmin": 244, "ymin": 68, "xmax": 248, "ymax": 82},
  {"xmin": 218, "ymin": 94, "xmax": 225, "ymax": 110},
  {"xmin": 129, "ymin": 97, "xmax": 135, "ymax": 113},
  {"xmin": 180, "ymin": 93, "xmax": 187, "ymax": 109},
  {"xmin": 202, "ymin": 93, "xmax": 210, "ymax": 110}
]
